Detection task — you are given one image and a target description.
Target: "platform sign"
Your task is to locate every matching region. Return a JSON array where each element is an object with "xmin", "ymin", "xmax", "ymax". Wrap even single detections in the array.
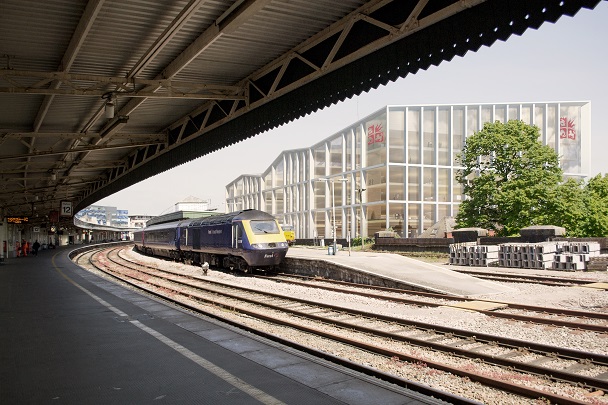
[
  {"xmin": 60, "ymin": 201, "xmax": 73, "ymax": 217},
  {"xmin": 7, "ymin": 216, "xmax": 29, "ymax": 224}
]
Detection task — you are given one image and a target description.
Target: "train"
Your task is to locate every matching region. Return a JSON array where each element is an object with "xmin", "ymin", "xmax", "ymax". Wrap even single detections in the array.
[
  {"xmin": 280, "ymin": 224, "xmax": 296, "ymax": 246},
  {"xmin": 133, "ymin": 209, "xmax": 289, "ymax": 272}
]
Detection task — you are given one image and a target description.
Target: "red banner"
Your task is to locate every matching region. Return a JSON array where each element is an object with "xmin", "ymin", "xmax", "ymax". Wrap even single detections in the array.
[
  {"xmin": 559, "ymin": 117, "xmax": 576, "ymax": 140},
  {"xmin": 49, "ymin": 210, "xmax": 59, "ymax": 223},
  {"xmin": 367, "ymin": 122, "xmax": 384, "ymax": 145}
]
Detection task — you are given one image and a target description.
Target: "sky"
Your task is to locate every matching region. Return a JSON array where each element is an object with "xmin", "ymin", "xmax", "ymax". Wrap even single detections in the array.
[{"xmin": 97, "ymin": 2, "xmax": 608, "ymax": 216}]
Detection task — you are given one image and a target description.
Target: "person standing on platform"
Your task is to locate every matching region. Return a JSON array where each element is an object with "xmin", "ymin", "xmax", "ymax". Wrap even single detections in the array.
[
  {"xmin": 21, "ymin": 239, "xmax": 27, "ymax": 257},
  {"xmin": 32, "ymin": 240, "xmax": 40, "ymax": 256}
]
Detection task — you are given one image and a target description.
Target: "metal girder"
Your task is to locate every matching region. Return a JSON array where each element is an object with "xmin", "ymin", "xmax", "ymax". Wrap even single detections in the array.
[
  {"xmin": 0, "ymin": 70, "xmax": 245, "ymax": 100},
  {"xmin": 1, "ymin": 0, "xmax": 602, "ymax": 218},
  {"xmin": 159, "ymin": 0, "xmax": 484, "ymax": 157},
  {"xmin": 0, "ymin": 141, "xmax": 163, "ymax": 161}
]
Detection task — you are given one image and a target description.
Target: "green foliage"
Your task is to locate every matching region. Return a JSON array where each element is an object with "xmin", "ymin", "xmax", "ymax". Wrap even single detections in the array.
[
  {"xmin": 456, "ymin": 120, "xmax": 562, "ymax": 236},
  {"xmin": 540, "ymin": 178, "xmax": 587, "ymax": 236},
  {"xmin": 351, "ymin": 236, "xmax": 374, "ymax": 247},
  {"xmin": 581, "ymin": 174, "xmax": 608, "ymax": 236},
  {"xmin": 456, "ymin": 120, "xmax": 608, "ymax": 237}
]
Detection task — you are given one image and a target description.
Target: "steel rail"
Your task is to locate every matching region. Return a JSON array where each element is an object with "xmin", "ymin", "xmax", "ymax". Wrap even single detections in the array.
[
  {"xmin": 85, "ymin": 247, "xmax": 589, "ymax": 404},
  {"xmin": 269, "ymin": 273, "xmax": 608, "ymax": 321},
  {"xmin": 101, "ymin": 248, "xmax": 608, "ymax": 388}
]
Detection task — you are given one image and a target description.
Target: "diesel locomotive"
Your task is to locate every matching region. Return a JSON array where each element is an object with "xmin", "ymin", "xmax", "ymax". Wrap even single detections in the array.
[{"xmin": 133, "ymin": 209, "xmax": 289, "ymax": 272}]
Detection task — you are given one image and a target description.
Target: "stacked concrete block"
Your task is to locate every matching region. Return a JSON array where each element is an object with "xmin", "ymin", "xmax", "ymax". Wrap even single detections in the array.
[
  {"xmin": 450, "ymin": 241, "xmax": 601, "ymax": 271},
  {"xmin": 531, "ymin": 242, "xmax": 558, "ymax": 269},
  {"xmin": 498, "ymin": 243, "xmax": 525, "ymax": 268},
  {"xmin": 552, "ymin": 241, "xmax": 600, "ymax": 271},
  {"xmin": 449, "ymin": 243, "xmax": 498, "ymax": 266}
]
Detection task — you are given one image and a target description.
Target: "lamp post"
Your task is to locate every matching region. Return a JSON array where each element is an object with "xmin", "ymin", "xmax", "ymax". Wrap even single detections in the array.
[
  {"xmin": 356, "ymin": 186, "xmax": 366, "ymax": 250},
  {"xmin": 317, "ymin": 177, "xmax": 347, "ymax": 255}
]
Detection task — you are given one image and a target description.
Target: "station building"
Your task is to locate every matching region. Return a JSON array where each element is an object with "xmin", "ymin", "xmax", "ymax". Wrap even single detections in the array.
[{"xmin": 226, "ymin": 101, "xmax": 590, "ymax": 240}]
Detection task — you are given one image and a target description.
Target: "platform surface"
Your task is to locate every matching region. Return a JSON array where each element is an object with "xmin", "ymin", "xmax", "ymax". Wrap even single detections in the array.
[
  {"xmin": 0, "ymin": 246, "xmax": 461, "ymax": 405},
  {"xmin": 287, "ymin": 247, "xmax": 516, "ymax": 297}
]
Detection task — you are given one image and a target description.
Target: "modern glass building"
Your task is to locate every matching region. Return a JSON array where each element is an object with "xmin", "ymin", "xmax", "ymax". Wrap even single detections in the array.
[{"xmin": 226, "ymin": 102, "xmax": 590, "ymax": 239}]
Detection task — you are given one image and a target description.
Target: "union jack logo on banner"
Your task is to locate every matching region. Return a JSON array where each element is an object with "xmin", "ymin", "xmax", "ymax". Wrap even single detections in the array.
[
  {"xmin": 559, "ymin": 117, "xmax": 576, "ymax": 140},
  {"xmin": 367, "ymin": 123, "xmax": 384, "ymax": 145}
]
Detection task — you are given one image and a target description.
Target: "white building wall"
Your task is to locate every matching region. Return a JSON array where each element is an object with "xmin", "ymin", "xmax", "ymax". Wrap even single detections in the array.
[{"xmin": 226, "ymin": 102, "xmax": 590, "ymax": 239}]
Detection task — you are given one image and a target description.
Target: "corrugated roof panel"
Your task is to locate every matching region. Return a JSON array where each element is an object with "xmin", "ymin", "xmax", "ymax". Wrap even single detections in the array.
[
  {"xmin": 66, "ymin": 1, "xmax": 201, "ymax": 77},
  {"xmin": 0, "ymin": 95, "xmax": 42, "ymax": 131},
  {"xmin": 0, "ymin": 0, "xmax": 85, "ymax": 70},
  {"xmin": 175, "ymin": 0, "xmax": 365, "ymax": 84},
  {"xmin": 38, "ymin": 95, "xmax": 103, "ymax": 132},
  {"xmin": 123, "ymin": 98, "xmax": 202, "ymax": 131},
  {"xmin": 1, "ymin": 0, "xmax": 602, "ymax": 218}
]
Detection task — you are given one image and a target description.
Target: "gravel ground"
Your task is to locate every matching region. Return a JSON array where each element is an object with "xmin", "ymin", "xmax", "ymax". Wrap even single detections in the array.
[{"xmin": 109, "ymin": 248, "xmax": 608, "ymax": 404}]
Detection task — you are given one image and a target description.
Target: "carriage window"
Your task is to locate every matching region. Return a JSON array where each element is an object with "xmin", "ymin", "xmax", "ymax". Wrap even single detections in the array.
[{"xmin": 250, "ymin": 220, "xmax": 280, "ymax": 234}]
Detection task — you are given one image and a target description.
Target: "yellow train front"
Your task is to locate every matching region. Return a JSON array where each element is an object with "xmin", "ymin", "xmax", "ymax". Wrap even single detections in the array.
[{"xmin": 280, "ymin": 224, "xmax": 296, "ymax": 246}]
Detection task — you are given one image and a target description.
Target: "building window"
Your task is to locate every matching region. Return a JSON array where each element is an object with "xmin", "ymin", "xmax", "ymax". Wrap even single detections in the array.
[
  {"xmin": 467, "ymin": 105, "xmax": 478, "ymax": 136},
  {"xmin": 547, "ymin": 104, "xmax": 557, "ymax": 150},
  {"xmin": 367, "ymin": 204, "xmax": 386, "ymax": 235},
  {"xmin": 438, "ymin": 204, "xmax": 450, "ymax": 222},
  {"xmin": 423, "ymin": 203, "xmax": 435, "ymax": 231},
  {"xmin": 389, "ymin": 110, "xmax": 405, "ymax": 163},
  {"xmin": 438, "ymin": 168, "xmax": 450, "ymax": 202},
  {"xmin": 495, "ymin": 105, "xmax": 505, "ymax": 123},
  {"xmin": 453, "ymin": 107, "xmax": 465, "ymax": 165},
  {"xmin": 408, "ymin": 203, "xmax": 420, "ymax": 237},
  {"xmin": 314, "ymin": 145, "xmax": 326, "ymax": 177},
  {"xmin": 438, "ymin": 108, "xmax": 450, "ymax": 166},
  {"xmin": 365, "ymin": 167, "xmax": 386, "ymax": 202},
  {"xmin": 314, "ymin": 181, "xmax": 325, "ymax": 209},
  {"xmin": 355, "ymin": 126, "xmax": 362, "ymax": 169},
  {"xmin": 423, "ymin": 108, "xmax": 435, "ymax": 165},
  {"xmin": 275, "ymin": 160, "xmax": 284, "ymax": 188},
  {"xmin": 408, "ymin": 166, "xmax": 420, "ymax": 201},
  {"xmin": 521, "ymin": 104, "xmax": 532, "ymax": 125},
  {"xmin": 389, "ymin": 203, "xmax": 405, "ymax": 236},
  {"xmin": 407, "ymin": 108, "xmax": 420, "ymax": 164},
  {"xmin": 314, "ymin": 210, "xmax": 325, "ymax": 238},
  {"xmin": 559, "ymin": 104, "xmax": 582, "ymax": 174},
  {"xmin": 329, "ymin": 136, "xmax": 343, "ymax": 175},
  {"xmin": 389, "ymin": 166, "xmax": 405, "ymax": 201},
  {"xmin": 423, "ymin": 167, "xmax": 436, "ymax": 202}
]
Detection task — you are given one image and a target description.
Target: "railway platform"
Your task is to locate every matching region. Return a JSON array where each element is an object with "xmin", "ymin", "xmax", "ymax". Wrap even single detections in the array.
[
  {"xmin": 285, "ymin": 247, "xmax": 515, "ymax": 297},
  {"xmin": 0, "ymin": 245, "xmax": 472, "ymax": 405}
]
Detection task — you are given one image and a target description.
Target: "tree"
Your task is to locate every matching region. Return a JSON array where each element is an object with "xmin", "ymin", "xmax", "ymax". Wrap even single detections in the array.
[
  {"xmin": 540, "ymin": 178, "xmax": 587, "ymax": 237},
  {"xmin": 581, "ymin": 174, "xmax": 608, "ymax": 236},
  {"xmin": 456, "ymin": 120, "xmax": 563, "ymax": 236}
]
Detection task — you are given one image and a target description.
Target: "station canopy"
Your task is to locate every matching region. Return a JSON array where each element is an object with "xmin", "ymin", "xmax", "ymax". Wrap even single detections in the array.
[{"xmin": 0, "ymin": 0, "xmax": 601, "ymax": 221}]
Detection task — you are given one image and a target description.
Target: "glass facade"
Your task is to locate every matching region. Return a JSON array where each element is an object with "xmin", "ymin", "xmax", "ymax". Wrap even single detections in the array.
[{"xmin": 226, "ymin": 102, "xmax": 591, "ymax": 239}]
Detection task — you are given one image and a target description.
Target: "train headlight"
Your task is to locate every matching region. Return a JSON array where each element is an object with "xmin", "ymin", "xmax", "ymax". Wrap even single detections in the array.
[
  {"xmin": 251, "ymin": 243, "xmax": 263, "ymax": 249},
  {"xmin": 278, "ymin": 242, "xmax": 288, "ymax": 248}
]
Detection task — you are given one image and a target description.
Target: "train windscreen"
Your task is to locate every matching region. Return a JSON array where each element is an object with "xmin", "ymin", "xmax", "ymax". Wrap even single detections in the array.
[{"xmin": 250, "ymin": 220, "xmax": 280, "ymax": 235}]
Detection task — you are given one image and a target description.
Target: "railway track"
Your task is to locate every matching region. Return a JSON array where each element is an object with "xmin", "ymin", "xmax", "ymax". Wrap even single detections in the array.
[
  {"xmin": 74, "ymin": 246, "xmax": 608, "ymax": 404},
  {"xmin": 258, "ymin": 273, "xmax": 608, "ymax": 334},
  {"xmin": 448, "ymin": 268, "xmax": 600, "ymax": 287}
]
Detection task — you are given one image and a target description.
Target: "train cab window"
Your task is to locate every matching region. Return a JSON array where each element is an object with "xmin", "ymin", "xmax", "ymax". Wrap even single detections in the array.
[
  {"xmin": 180, "ymin": 227, "xmax": 187, "ymax": 246},
  {"xmin": 250, "ymin": 220, "xmax": 280, "ymax": 235},
  {"xmin": 233, "ymin": 224, "xmax": 242, "ymax": 249}
]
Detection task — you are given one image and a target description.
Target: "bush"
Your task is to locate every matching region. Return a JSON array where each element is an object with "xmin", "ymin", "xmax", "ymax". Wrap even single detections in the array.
[{"xmin": 351, "ymin": 236, "xmax": 374, "ymax": 247}]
